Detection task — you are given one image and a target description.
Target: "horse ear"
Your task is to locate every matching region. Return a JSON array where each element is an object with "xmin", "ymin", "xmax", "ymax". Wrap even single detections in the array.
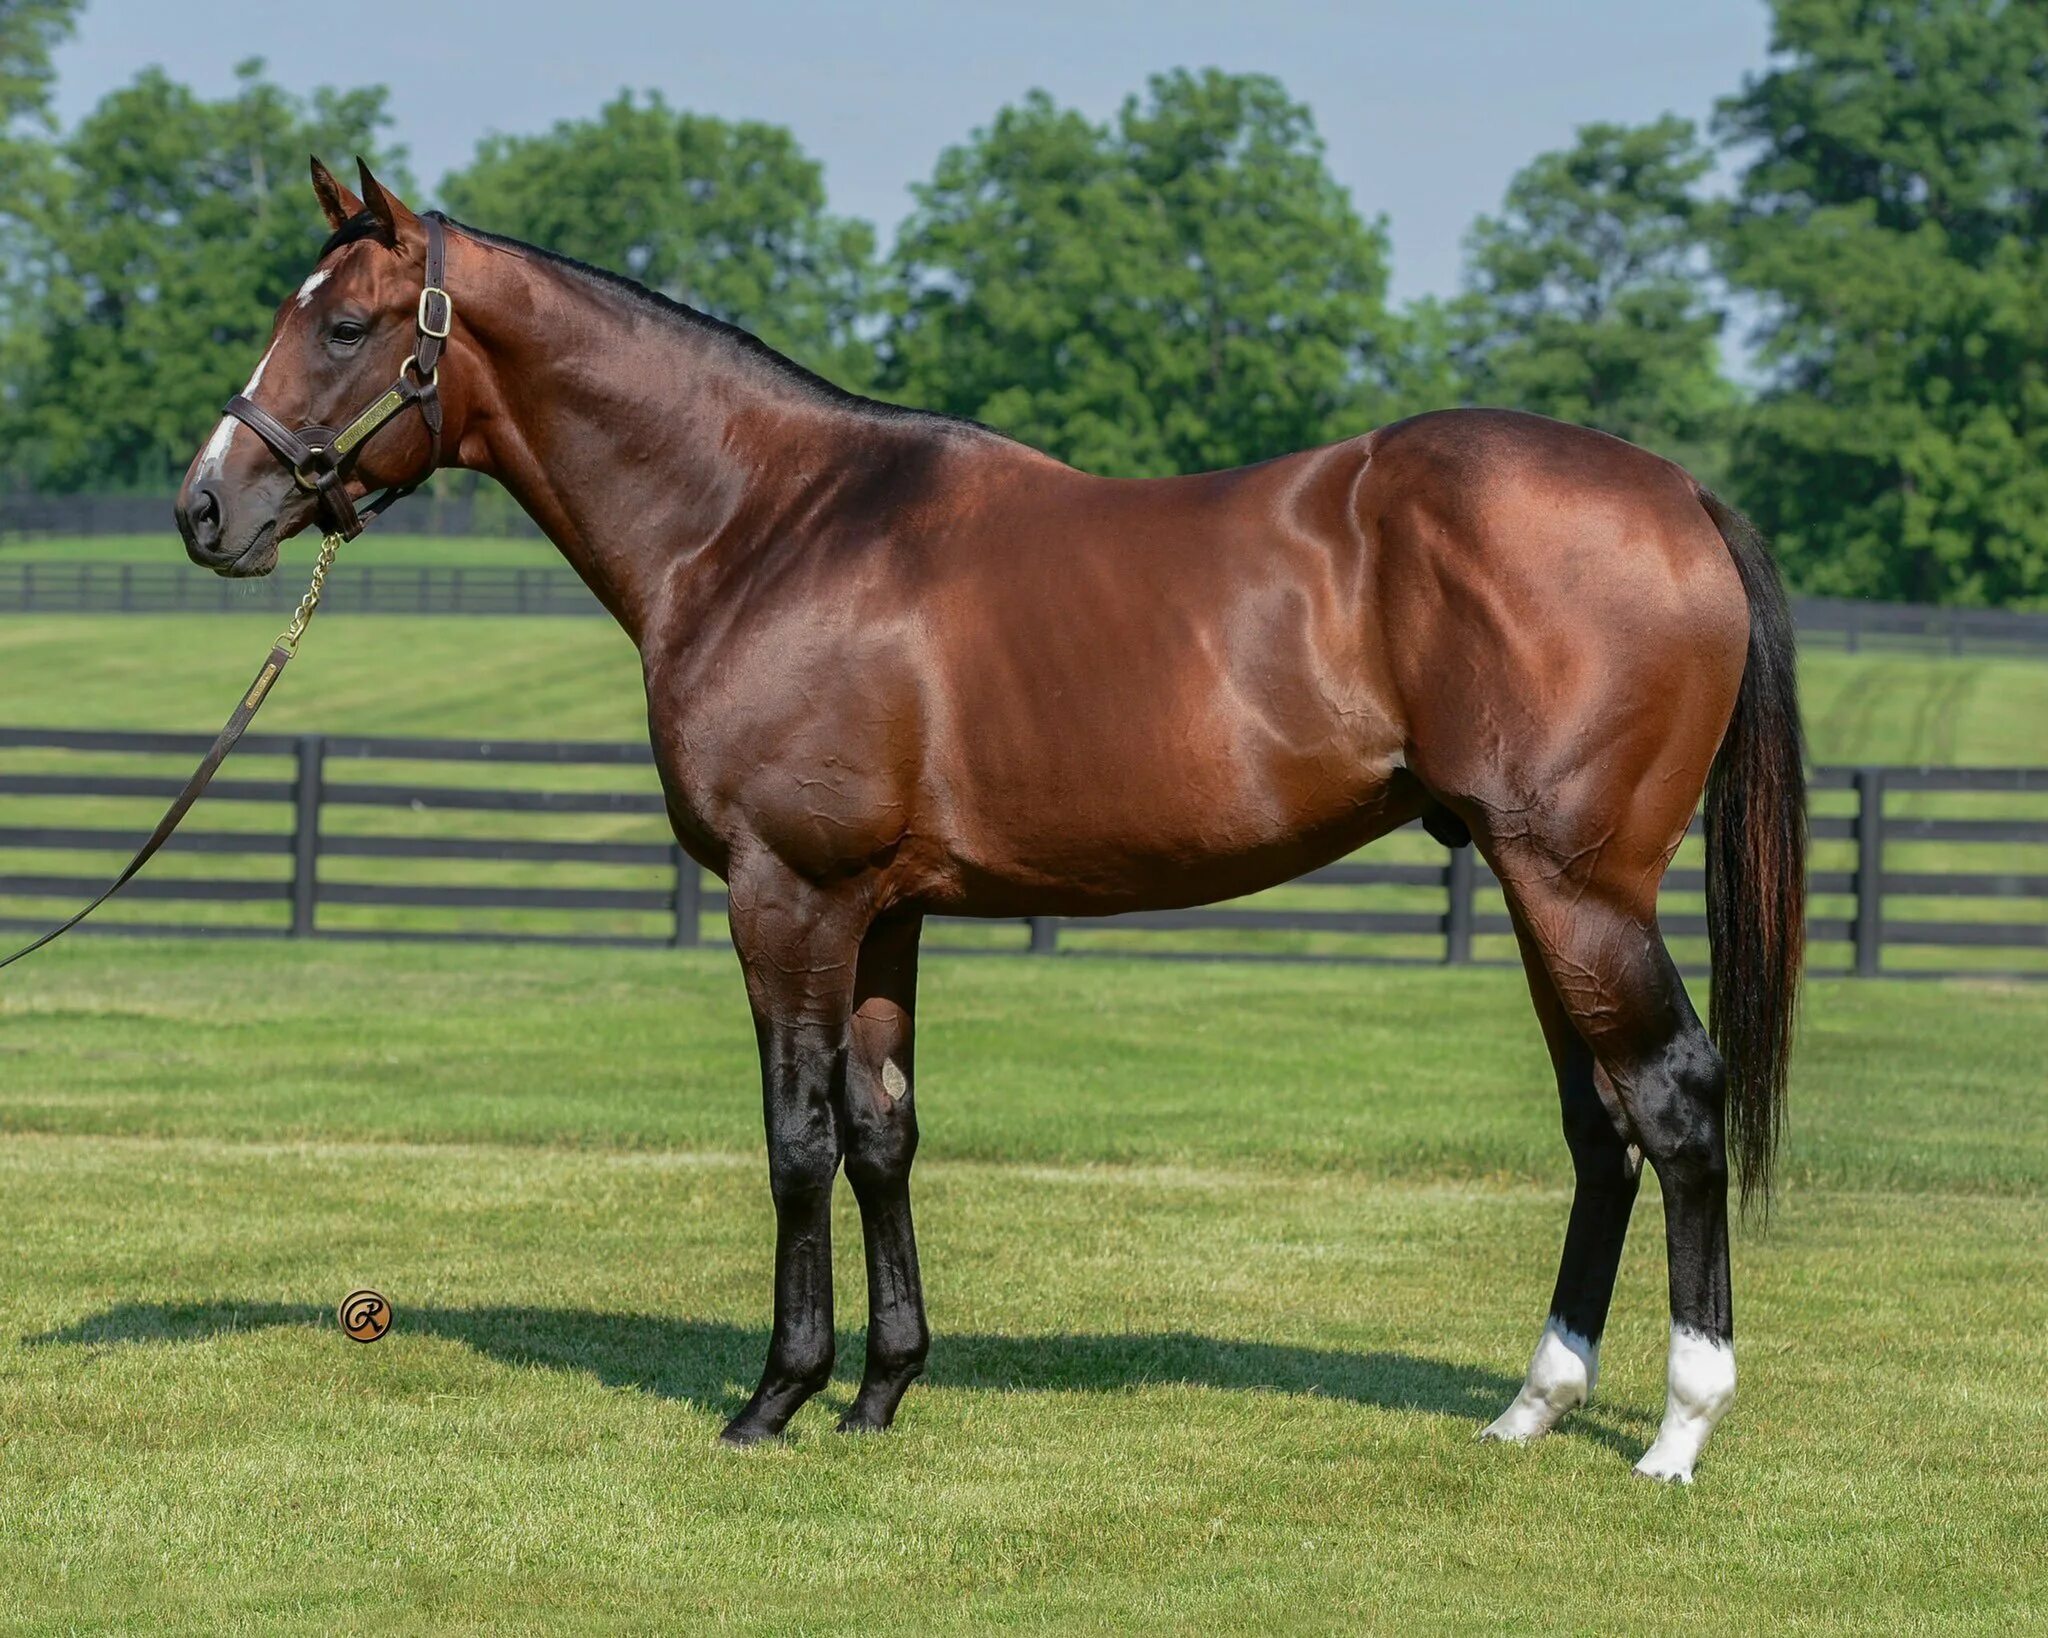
[
  {"xmin": 355, "ymin": 157, "xmax": 420, "ymax": 247},
  {"xmin": 310, "ymin": 156, "xmax": 364, "ymax": 231}
]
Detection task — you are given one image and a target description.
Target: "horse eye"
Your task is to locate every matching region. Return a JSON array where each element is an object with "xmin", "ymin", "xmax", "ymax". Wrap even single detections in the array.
[{"xmin": 329, "ymin": 321, "xmax": 367, "ymax": 346}]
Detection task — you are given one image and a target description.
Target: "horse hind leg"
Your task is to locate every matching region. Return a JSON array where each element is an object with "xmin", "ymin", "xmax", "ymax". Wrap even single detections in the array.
[
  {"xmin": 1479, "ymin": 916, "xmax": 1641, "ymax": 1444},
  {"xmin": 1484, "ymin": 835, "xmax": 1737, "ymax": 1483}
]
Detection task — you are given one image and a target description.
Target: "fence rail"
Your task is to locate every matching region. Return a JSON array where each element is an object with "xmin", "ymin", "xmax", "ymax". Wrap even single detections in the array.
[
  {"xmin": 3, "ymin": 552, "xmax": 2046, "ymax": 653},
  {"xmin": 1, "ymin": 727, "xmax": 2042, "ymax": 977},
  {"xmin": 1792, "ymin": 596, "xmax": 2048, "ymax": 656},
  {"xmin": 0, "ymin": 561, "xmax": 599, "ymax": 617},
  {"xmin": 0, "ymin": 490, "xmax": 541, "ymax": 540}
]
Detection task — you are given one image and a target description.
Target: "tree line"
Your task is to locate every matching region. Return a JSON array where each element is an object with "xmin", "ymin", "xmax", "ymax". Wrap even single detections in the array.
[{"xmin": 2, "ymin": 0, "xmax": 2044, "ymax": 607}]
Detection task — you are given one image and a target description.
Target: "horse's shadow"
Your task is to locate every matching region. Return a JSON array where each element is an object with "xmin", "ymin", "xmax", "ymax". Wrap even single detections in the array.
[{"xmin": 24, "ymin": 1302, "xmax": 1648, "ymax": 1455}]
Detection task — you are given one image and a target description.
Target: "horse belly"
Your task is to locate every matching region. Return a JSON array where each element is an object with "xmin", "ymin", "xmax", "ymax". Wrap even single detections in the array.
[{"xmin": 925, "ymin": 672, "xmax": 1416, "ymax": 917}]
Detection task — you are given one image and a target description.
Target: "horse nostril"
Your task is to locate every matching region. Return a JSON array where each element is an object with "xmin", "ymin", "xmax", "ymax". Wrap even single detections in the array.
[{"xmin": 180, "ymin": 482, "xmax": 224, "ymax": 553}]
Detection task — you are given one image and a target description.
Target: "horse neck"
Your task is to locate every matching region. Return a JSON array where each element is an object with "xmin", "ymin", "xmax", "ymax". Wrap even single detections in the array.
[{"xmin": 446, "ymin": 236, "xmax": 866, "ymax": 641}]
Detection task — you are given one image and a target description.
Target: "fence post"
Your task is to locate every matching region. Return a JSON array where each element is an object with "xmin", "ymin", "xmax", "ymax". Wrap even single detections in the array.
[
  {"xmin": 1444, "ymin": 844, "xmax": 1475, "ymax": 965},
  {"xmin": 1028, "ymin": 916, "xmax": 1059, "ymax": 955},
  {"xmin": 1853, "ymin": 766, "xmax": 1885, "ymax": 978},
  {"xmin": 290, "ymin": 734, "xmax": 324, "ymax": 937},
  {"xmin": 670, "ymin": 844, "xmax": 701, "ymax": 947}
]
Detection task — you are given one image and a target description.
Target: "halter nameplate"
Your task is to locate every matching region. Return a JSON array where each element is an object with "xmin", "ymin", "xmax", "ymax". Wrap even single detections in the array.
[
  {"xmin": 243, "ymin": 661, "xmax": 281, "ymax": 709},
  {"xmin": 332, "ymin": 387, "xmax": 409, "ymax": 457}
]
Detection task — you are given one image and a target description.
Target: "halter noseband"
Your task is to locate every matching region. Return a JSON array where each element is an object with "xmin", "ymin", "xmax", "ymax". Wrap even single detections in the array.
[{"xmin": 222, "ymin": 212, "xmax": 452, "ymax": 540}]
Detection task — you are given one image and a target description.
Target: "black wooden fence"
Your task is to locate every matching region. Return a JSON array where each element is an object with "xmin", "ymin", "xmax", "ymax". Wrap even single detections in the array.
[
  {"xmin": 1792, "ymin": 596, "xmax": 2048, "ymax": 657},
  {"xmin": 0, "ymin": 561, "xmax": 598, "ymax": 617},
  {"xmin": 0, "ymin": 489, "xmax": 542, "ymax": 540},
  {"xmin": 5, "ymin": 555, "xmax": 2047, "ymax": 655},
  {"xmin": 1, "ymin": 727, "xmax": 2042, "ymax": 977}
]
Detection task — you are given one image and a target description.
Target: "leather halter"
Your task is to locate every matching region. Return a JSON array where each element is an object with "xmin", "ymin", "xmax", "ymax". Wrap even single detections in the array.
[{"xmin": 222, "ymin": 212, "xmax": 452, "ymax": 540}]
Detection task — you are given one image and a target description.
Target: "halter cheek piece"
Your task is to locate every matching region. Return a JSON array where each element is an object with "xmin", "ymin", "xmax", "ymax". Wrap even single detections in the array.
[{"xmin": 222, "ymin": 212, "xmax": 452, "ymax": 540}]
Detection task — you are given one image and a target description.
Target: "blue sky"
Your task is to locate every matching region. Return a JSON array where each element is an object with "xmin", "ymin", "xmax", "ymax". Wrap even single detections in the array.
[{"xmin": 53, "ymin": 0, "xmax": 1776, "ymax": 302}]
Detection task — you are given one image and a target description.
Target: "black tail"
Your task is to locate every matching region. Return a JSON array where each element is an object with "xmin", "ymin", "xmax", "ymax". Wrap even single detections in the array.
[{"xmin": 1698, "ymin": 489, "xmax": 1806, "ymax": 1213}]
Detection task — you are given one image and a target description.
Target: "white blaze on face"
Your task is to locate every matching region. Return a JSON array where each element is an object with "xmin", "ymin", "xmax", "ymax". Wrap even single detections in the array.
[
  {"xmin": 194, "ymin": 336, "xmax": 279, "ymax": 481},
  {"xmin": 1633, "ymin": 1324, "xmax": 1737, "ymax": 1484},
  {"xmin": 1479, "ymin": 1316, "xmax": 1598, "ymax": 1444},
  {"xmin": 193, "ymin": 265, "xmax": 329, "ymax": 482}
]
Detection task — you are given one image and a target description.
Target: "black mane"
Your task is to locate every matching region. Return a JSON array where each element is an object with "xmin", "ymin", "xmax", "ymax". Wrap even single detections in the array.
[{"xmin": 315, "ymin": 209, "xmax": 1002, "ymax": 441}]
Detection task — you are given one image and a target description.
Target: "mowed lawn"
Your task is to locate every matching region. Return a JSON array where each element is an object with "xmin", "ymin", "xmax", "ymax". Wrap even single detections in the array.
[
  {"xmin": 0, "ymin": 588, "xmax": 2044, "ymax": 1627},
  {"xmin": 2, "ymin": 942, "xmax": 2045, "ymax": 1633}
]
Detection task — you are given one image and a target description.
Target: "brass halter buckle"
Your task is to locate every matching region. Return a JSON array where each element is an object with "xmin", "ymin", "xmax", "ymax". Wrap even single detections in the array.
[{"xmin": 417, "ymin": 285, "xmax": 453, "ymax": 339}]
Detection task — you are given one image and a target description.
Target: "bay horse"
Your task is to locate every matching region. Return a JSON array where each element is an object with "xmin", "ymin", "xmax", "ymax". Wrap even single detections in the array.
[{"xmin": 175, "ymin": 160, "xmax": 1805, "ymax": 1482}]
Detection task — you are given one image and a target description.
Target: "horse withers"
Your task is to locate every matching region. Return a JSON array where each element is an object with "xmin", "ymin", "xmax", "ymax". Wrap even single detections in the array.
[{"xmin": 175, "ymin": 159, "xmax": 1805, "ymax": 1481}]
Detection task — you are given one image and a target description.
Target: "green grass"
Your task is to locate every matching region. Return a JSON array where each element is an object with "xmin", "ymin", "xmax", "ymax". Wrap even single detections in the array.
[
  {"xmin": 3, "ymin": 562, "xmax": 2042, "ymax": 1627},
  {"xmin": 1800, "ymin": 648, "xmax": 2048, "ymax": 766},
  {"xmin": 0, "ymin": 942, "xmax": 2043, "ymax": 1633},
  {"xmin": 0, "ymin": 612, "xmax": 646, "ymax": 739}
]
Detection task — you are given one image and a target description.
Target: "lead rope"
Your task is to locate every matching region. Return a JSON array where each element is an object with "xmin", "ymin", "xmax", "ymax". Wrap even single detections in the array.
[
  {"xmin": 0, "ymin": 532, "xmax": 345, "ymax": 972},
  {"xmin": 279, "ymin": 529, "xmax": 342, "ymax": 653}
]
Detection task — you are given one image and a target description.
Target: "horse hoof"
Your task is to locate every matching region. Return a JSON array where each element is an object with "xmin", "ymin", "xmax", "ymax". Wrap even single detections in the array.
[
  {"xmin": 1474, "ymin": 1416, "xmax": 1540, "ymax": 1449},
  {"xmin": 1477, "ymin": 1416, "xmax": 1542, "ymax": 1445},
  {"xmin": 1478, "ymin": 1393, "xmax": 1573, "ymax": 1444},
  {"xmin": 717, "ymin": 1418, "xmax": 784, "ymax": 1449},
  {"xmin": 1631, "ymin": 1450, "xmax": 1697, "ymax": 1484}
]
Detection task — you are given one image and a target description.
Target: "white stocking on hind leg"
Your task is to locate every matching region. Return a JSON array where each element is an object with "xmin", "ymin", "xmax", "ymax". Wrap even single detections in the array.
[
  {"xmin": 1482, "ymin": 918, "xmax": 1640, "ymax": 1446},
  {"xmin": 1483, "ymin": 859, "xmax": 1739, "ymax": 1482}
]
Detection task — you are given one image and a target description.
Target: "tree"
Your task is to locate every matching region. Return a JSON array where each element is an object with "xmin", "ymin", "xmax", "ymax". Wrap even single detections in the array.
[
  {"xmin": 0, "ymin": 0, "xmax": 77, "ymax": 129},
  {"xmin": 1375, "ymin": 296, "xmax": 1468, "ymax": 426},
  {"xmin": 1454, "ymin": 117, "xmax": 1738, "ymax": 478},
  {"xmin": 5, "ymin": 60, "xmax": 405, "ymax": 490},
  {"xmin": 1718, "ymin": 0, "xmax": 2048, "ymax": 605},
  {"xmin": 883, "ymin": 71, "xmax": 1397, "ymax": 476},
  {"xmin": 0, "ymin": 0, "xmax": 84, "ymax": 420},
  {"xmin": 440, "ymin": 93, "xmax": 877, "ymax": 388}
]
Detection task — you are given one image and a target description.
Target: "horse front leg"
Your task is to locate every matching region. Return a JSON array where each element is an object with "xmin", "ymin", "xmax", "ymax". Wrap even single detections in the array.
[{"xmin": 719, "ymin": 864, "xmax": 867, "ymax": 1447}]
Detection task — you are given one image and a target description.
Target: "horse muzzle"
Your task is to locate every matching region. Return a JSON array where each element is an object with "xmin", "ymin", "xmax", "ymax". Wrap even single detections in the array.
[{"xmin": 175, "ymin": 480, "xmax": 282, "ymax": 577}]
